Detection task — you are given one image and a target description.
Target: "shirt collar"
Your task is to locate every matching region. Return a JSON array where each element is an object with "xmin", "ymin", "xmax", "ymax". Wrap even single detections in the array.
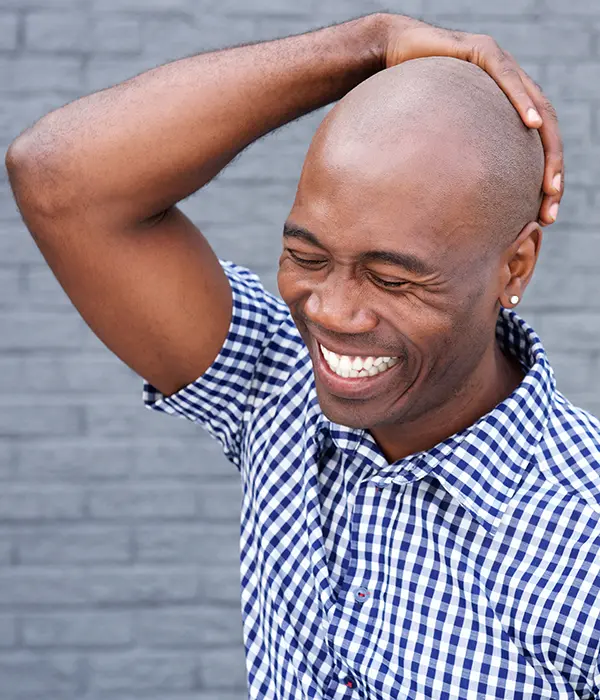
[{"xmin": 314, "ymin": 308, "xmax": 556, "ymax": 536}]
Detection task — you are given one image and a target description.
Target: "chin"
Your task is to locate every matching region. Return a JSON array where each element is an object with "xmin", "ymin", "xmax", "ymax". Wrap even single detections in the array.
[{"xmin": 316, "ymin": 388, "xmax": 405, "ymax": 430}]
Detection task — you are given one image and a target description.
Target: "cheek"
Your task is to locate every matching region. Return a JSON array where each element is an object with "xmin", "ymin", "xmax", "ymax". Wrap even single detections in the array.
[{"xmin": 277, "ymin": 262, "xmax": 311, "ymax": 306}]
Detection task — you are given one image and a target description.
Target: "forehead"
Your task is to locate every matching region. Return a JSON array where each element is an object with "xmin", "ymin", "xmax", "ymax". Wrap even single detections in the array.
[{"xmin": 289, "ymin": 128, "xmax": 484, "ymax": 266}]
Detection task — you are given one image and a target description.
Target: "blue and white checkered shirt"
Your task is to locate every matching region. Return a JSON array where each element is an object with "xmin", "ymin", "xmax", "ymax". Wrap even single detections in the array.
[{"xmin": 143, "ymin": 260, "xmax": 600, "ymax": 700}]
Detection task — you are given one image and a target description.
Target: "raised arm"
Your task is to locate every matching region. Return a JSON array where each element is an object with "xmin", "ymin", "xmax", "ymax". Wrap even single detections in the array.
[{"xmin": 5, "ymin": 15, "xmax": 388, "ymax": 397}]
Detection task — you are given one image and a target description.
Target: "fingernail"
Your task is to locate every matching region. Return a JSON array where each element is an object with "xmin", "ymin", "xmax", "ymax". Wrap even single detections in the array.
[
  {"xmin": 549, "ymin": 203, "xmax": 559, "ymax": 221},
  {"xmin": 527, "ymin": 108, "xmax": 542, "ymax": 125},
  {"xmin": 552, "ymin": 174, "xmax": 561, "ymax": 193}
]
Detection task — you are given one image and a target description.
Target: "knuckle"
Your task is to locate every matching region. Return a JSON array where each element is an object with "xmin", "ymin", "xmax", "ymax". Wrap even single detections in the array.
[{"xmin": 543, "ymin": 100, "xmax": 559, "ymax": 123}]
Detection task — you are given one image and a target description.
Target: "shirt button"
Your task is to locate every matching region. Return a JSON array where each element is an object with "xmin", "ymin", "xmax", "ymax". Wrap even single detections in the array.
[
  {"xmin": 354, "ymin": 587, "xmax": 370, "ymax": 602},
  {"xmin": 344, "ymin": 675, "xmax": 355, "ymax": 689}
]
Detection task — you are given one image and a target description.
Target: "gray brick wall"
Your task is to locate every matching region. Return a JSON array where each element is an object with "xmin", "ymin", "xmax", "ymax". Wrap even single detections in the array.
[{"xmin": 1, "ymin": 0, "xmax": 599, "ymax": 698}]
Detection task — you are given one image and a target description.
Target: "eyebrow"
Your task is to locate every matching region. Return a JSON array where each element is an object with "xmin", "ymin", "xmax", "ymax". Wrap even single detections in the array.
[{"xmin": 282, "ymin": 223, "xmax": 435, "ymax": 277}]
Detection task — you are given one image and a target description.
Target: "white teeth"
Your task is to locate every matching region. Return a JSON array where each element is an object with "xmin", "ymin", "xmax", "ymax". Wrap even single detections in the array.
[
  {"xmin": 319, "ymin": 344, "xmax": 399, "ymax": 380},
  {"xmin": 338, "ymin": 356, "xmax": 352, "ymax": 371}
]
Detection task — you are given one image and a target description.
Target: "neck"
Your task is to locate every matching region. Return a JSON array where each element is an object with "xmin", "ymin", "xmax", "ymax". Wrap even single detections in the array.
[{"xmin": 370, "ymin": 342, "xmax": 525, "ymax": 464}]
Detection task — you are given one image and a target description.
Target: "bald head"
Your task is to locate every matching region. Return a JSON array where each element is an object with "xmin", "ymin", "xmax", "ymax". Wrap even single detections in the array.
[{"xmin": 309, "ymin": 57, "xmax": 544, "ymax": 249}]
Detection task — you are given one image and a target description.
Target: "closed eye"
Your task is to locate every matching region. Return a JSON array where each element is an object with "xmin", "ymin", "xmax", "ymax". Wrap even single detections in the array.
[
  {"xmin": 287, "ymin": 249, "xmax": 327, "ymax": 266},
  {"xmin": 369, "ymin": 274, "xmax": 409, "ymax": 289}
]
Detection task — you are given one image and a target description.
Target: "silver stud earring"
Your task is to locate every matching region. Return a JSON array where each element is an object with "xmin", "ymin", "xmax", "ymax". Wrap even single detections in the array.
[{"xmin": 510, "ymin": 295, "xmax": 519, "ymax": 305}]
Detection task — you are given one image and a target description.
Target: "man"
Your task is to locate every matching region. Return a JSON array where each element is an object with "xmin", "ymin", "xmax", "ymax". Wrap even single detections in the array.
[{"xmin": 8, "ymin": 10, "xmax": 596, "ymax": 700}]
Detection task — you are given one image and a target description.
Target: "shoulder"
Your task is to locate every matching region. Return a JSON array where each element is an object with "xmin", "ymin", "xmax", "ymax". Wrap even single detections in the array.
[
  {"xmin": 221, "ymin": 259, "xmax": 309, "ymax": 394},
  {"xmin": 535, "ymin": 391, "xmax": 600, "ymax": 516}
]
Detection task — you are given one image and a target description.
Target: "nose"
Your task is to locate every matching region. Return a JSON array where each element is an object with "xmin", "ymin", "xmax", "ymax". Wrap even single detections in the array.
[{"xmin": 304, "ymin": 275, "xmax": 378, "ymax": 335}]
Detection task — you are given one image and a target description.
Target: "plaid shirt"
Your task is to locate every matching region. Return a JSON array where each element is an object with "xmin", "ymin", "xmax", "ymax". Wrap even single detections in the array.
[{"xmin": 143, "ymin": 261, "xmax": 600, "ymax": 700}]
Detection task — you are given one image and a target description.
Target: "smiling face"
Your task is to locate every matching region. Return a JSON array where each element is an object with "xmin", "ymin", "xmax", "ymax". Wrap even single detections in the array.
[
  {"xmin": 276, "ymin": 59, "xmax": 544, "ymax": 435},
  {"xmin": 278, "ymin": 126, "xmax": 502, "ymax": 430}
]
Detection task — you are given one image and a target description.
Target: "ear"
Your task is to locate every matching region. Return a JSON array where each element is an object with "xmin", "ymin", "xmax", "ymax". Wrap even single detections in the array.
[{"xmin": 499, "ymin": 221, "xmax": 542, "ymax": 309}]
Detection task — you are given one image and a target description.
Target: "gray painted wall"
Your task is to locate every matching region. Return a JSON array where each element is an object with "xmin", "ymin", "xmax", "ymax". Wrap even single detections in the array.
[{"xmin": 1, "ymin": 0, "xmax": 599, "ymax": 698}]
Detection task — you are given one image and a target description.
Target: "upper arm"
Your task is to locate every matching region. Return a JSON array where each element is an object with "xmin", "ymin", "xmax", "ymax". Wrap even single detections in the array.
[{"xmin": 15, "ymin": 192, "xmax": 233, "ymax": 397}]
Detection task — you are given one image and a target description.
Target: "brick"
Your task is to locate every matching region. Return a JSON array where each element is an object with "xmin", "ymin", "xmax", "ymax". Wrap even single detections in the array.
[
  {"xmin": 0, "ymin": 0, "xmax": 77, "ymax": 6},
  {"xmin": 85, "ymin": 695, "xmax": 246, "ymax": 700},
  {"xmin": 0, "ymin": 267, "xmax": 21, "ymax": 307},
  {"xmin": 539, "ymin": 312, "xmax": 600, "ymax": 351},
  {"xmin": 139, "ymin": 16, "xmax": 207, "ymax": 65},
  {"xmin": 312, "ymin": 0, "xmax": 424, "ymax": 24},
  {"xmin": 88, "ymin": 567, "xmax": 200, "ymax": 604},
  {"xmin": 0, "ymin": 440, "xmax": 13, "ymax": 480},
  {"xmin": 0, "ymin": 312, "xmax": 87, "ymax": 350},
  {"xmin": 0, "ymin": 186, "xmax": 24, "ymax": 221},
  {"xmin": 0, "ymin": 13, "xmax": 19, "ymax": 51},
  {"xmin": 555, "ymin": 102, "xmax": 593, "ymax": 146},
  {"xmin": 545, "ymin": 352, "xmax": 596, "ymax": 394},
  {"xmin": 0, "ymin": 533, "xmax": 12, "ymax": 565},
  {"xmin": 0, "ymin": 353, "xmax": 137, "ymax": 394},
  {"xmin": 216, "ymin": 130, "xmax": 311, "ymax": 183},
  {"xmin": 543, "ymin": 0, "xmax": 600, "ymax": 12},
  {"xmin": 15, "ymin": 525, "xmax": 131, "ymax": 563},
  {"xmin": 0, "ymin": 401, "xmax": 81, "ymax": 436},
  {"xmin": 0, "ymin": 226, "xmax": 46, "ymax": 264},
  {"xmin": 537, "ymin": 229, "xmax": 600, "ymax": 270},
  {"xmin": 88, "ymin": 485, "xmax": 197, "ymax": 519},
  {"xmin": 182, "ymin": 178, "xmax": 296, "ymax": 229},
  {"xmin": 197, "ymin": 645, "xmax": 248, "ymax": 690},
  {"xmin": 548, "ymin": 188, "xmax": 600, "ymax": 226},
  {"xmin": 88, "ymin": 651, "xmax": 196, "ymax": 692},
  {"xmin": 547, "ymin": 62, "xmax": 600, "ymax": 101},
  {"xmin": 25, "ymin": 12, "xmax": 90, "ymax": 52},
  {"xmin": 92, "ymin": 0, "xmax": 190, "ymax": 11},
  {"xmin": 569, "ymin": 396, "xmax": 600, "ymax": 418},
  {"xmin": 198, "ymin": 565, "xmax": 243, "ymax": 603},
  {"xmin": 15, "ymin": 438, "xmax": 132, "ymax": 481},
  {"xmin": 91, "ymin": 16, "xmax": 142, "ymax": 53},
  {"xmin": 0, "ymin": 96, "xmax": 70, "ymax": 142},
  {"xmin": 0, "ymin": 567, "xmax": 199, "ymax": 605},
  {"xmin": 0, "ymin": 653, "xmax": 80, "ymax": 696},
  {"xmin": 134, "ymin": 524, "xmax": 239, "ymax": 565},
  {"xmin": 521, "ymin": 265, "xmax": 598, "ymax": 310},
  {"xmin": 0, "ymin": 57, "xmax": 82, "ymax": 92},
  {"xmin": 21, "ymin": 611, "xmax": 132, "ymax": 647},
  {"xmin": 23, "ymin": 266, "xmax": 72, "ymax": 307},
  {"xmin": 452, "ymin": 20, "xmax": 592, "ymax": 58},
  {"xmin": 84, "ymin": 400, "xmax": 201, "ymax": 436},
  {"xmin": 563, "ymin": 146, "xmax": 600, "ymax": 186},
  {"xmin": 135, "ymin": 607, "xmax": 243, "ymax": 647},
  {"xmin": 197, "ymin": 483, "xmax": 242, "ymax": 520},
  {"xmin": 133, "ymin": 438, "xmax": 238, "ymax": 478},
  {"xmin": 209, "ymin": 0, "xmax": 310, "ymax": 14},
  {"xmin": 423, "ymin": 0, "xmax": 536, "ymax": 13},
  {"xmin": 0, "ymin": 486, "xmax": 83, "ymax": 520},
  {"xmin": 0, "ymin": 616, "xmax": 15, "ymax": 647},
  {"xmin": 200, "ymin": 223, "xmax": 285, "ymax": 278}
]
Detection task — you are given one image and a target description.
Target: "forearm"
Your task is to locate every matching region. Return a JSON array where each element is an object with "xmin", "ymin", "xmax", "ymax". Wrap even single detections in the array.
[{"xmin": 7, "ymin": 13, "xmax": 396, "ymax": 225}]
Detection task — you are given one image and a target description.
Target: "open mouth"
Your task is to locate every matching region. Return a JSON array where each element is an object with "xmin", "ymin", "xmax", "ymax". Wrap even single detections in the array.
[{"xmin": 319, "ymin": 343, "xmax": 400, "ymax": 379}]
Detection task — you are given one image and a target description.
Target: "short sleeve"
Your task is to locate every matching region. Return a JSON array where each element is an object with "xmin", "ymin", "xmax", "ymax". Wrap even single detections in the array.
[{"xmin": 142, "ymin": 260, "xmax": 305, "ymax": 469}]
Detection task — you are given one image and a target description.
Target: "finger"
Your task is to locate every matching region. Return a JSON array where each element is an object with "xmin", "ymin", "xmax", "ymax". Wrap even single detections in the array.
[
  {"xmin": 519, "ymin": 70, "xmax": 564, "ymax": 208},
  {"xmin": 538, "ymin": 194, "xmax": 561, "ymax": 227},
  {"xmin": 470, "ymin": 38, "xmax": 543, "ymax": 128}
]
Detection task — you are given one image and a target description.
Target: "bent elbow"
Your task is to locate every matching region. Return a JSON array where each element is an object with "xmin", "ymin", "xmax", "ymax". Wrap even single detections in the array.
[{"xmin": 5, "ymin": 128, "xmax": 76, "ymax": 222}]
